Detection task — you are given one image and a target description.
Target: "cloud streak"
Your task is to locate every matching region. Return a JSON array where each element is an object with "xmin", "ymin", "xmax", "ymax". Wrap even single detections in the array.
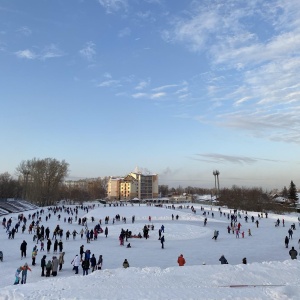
[
  {"xmin": 193, "ymin": 153, "xmax": 283, "ymax": 165},
  {"xmin": 98, "ymin": 0, "xmax": 128, "ymax": 13},
  {"xmin": 15, "ymin": 49, "xmax": 36, "ymax": 59},
  {"xmin": 161, "ymin": 0, "xmax": 300, "ymax": 144},
  {"xmin": 16, "ymin": 26, "xmax": 32, "ymax": 36},
  {"xmin": 14, "ymin": 43, "xmax": 64, "ymax": 60},
  {"xmin": 79, "ymin": 41, "xmax": 96, "ymax": 62}
]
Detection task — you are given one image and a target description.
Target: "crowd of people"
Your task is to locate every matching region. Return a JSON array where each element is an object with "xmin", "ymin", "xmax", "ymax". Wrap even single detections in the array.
[{"xmin": 1, "ymin": 202, "xmax": 300, "ymax": 286}]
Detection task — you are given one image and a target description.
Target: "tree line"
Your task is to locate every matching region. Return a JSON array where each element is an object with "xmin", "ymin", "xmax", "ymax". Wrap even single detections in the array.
[
  {"xmin": 0, "ymin": 158, "xmax": 107, "ymax": 205},
  {"xmin": 159, "ymin": 181, "xmax": 299, "ymax": 213},
  {"xmin": 0, "ymin": 158, "xmax": 298, "ymax": 210}
]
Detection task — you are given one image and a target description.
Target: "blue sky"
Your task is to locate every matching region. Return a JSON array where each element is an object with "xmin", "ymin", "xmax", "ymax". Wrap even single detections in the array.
[{"xmin": 1, "ymin": 0, "xmax": 300, "ymax": 190}]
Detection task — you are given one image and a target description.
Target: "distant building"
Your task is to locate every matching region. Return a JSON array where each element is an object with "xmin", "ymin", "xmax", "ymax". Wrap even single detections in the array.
[
  {"xmin": 107, "ymin": 171, "xmax": 158, "ymax": 201},
  {"xmin": 64, "ymin": 177, "xmax": 104, "ymax": 191}
]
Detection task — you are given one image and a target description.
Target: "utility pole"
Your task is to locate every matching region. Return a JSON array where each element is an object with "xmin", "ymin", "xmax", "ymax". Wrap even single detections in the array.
[{"xmin": 213, "ymin": 170, "xmax": 220, "ymax": 200}]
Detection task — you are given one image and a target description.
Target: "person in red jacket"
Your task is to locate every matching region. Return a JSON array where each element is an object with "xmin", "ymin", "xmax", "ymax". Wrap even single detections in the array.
[{"xmin": 177, "ymin": 254, "xmax": 186, "ymax": 266}]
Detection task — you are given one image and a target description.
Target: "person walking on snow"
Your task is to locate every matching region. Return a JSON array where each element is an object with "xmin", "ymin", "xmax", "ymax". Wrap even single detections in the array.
[
  {"xmin": 45, "ymin": 260, "xmax": 52, "ymax": 277},
  {"xmin": 227, "ymin": 226, "xmax": 231, "ymax": 234},
  {"xmin": 53, "ymin": 239, "xmax": 58, "ymax": 253},
  {"xmin": 160, "ymin": 235, "xmax": 165, "ymax": 249},
  {"xmin": 58, "ymin": 252, "xmax": 65, "ymax": 271},
  {"xmin": 177, "ymin": 254, "xmax": 186, "ymax": 266},
  {"xmin": 20, "ymin": 240, "xmax": 27, "ymax": 259},
  {"xmin": 82, "ymin": 259, "xmax": 90, "ymax": 276},
  {"xmin": 41, "ymin": 255, "xmax": 46, "ymax": 276},
  {"xmin": 97, "ymin": 255, "xmax": 103, "ymax": 270},
  {"xmin": 158, "ymin": 229, "xmax": 162, "ymax": 240},
  {"xmin": 289, "ymin": 246, "xmax": 298, "ymax": 260},
  {"xmin": 212, "ymin": 230, "xmax": 219, "ymax": 240},
  {"xmin": 285, "ymin": 236, "xmax": 289, "ymax": 248},
  {"xmin": 288, "ymin": 228, "xmax": 293, "ymax": 239},
  {"xmin": 90, "ymin": 254, "xmax": 97, "ymax": 272},
  {"xmin": 32, "ymin": 246, "xmax": 38, "ymax": 265},
  {"xmin": 80, "ymin": 245, "xmax": 85, "ymax": 260},
  {"xmin": 21, "ymin": 263, "xmax": 31, "ymax": 284},
  {"xmin": 47, "ymin": 239, "xmax": 52, "ymax": 253},
  {"xmin": 123, "ymin": 259, "xmax": 129, "ymax": 268},
  {"xmin": 14, "ymin": 266, "xmax": 23, "ymax": 285},
  {"xmin": 72, "ymin": 254, "xmax": 80, "ymax": 274},
  {"xmin": 58, "ymin": 240, "xmax": 63, "ymax": 253},
  {"xmin": 52, "ymin": 256, "xmax": 59, "ymax": 276}
]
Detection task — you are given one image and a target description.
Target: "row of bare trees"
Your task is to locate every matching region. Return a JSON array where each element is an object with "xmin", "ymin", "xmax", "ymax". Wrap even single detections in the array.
[
  {"xmin": 0, "ymin": 158, "xmax": 108, "ymax": 206},
  {"xmin": 60, "ymin": 177, "xmax": 108, "ymax": 203},
  {"xmin": 1, "ymin": 158, "xmax": 297, "ymax": 210},
  {"xmin": 0, "ymin": 172, "xmax": 22, "ymax": 199},
  {"xmin": 159, "ymin": 184, "xmax": 298, "ymax": 213},
  {"xmin": 16, "ymin": 158, "xmax": 69, "ymax": 206}
]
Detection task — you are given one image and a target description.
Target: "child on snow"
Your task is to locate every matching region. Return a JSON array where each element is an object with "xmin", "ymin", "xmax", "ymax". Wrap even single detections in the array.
[
  {"xmin": 14, "ymin": 266, "xmax": 23, "ymax": 285},
  {"xmin": 32, "ymin": 246, "xmax": 38, "ymax": 265}
]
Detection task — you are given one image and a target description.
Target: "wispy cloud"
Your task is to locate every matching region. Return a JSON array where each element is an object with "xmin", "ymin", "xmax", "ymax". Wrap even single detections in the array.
[
  {"xmin": 14, "ymin": 44, "xmax": 64, "ymax": 60},
  {"xmin": 132, "ymin": 92, "xmax": 166, "ymax": 100},
  {"xmin": 193, "ymin": 153, "xmax": 282, "ymax": 165},
  {"xmin": 175, "ymin": 86, "xmax": 188, "ymax": 94},
  {"xmin": 16, "ymin": 26, "xmax": 32, "ymax": 36},
  {"xmin": 40, "ymin": 44, "xmax": 64, "ymax": 60},
  {"xmin": 135, "ymin": 79, "xmax": 150, "ymax": 90},
  {"xmin": 97, "ymin": 79, "xmax": 120, "ymax": 87},
  {"xmin": 152, "ymin": 84, "xmax": 178, "ymax": 92},
  {"xmin": 132, "ymin": 93, "xmax": 147, "ymax": 98},
  {"xmin": 79, "ymin": 41, "xmax": 96, "ymax": 62},
  {"xmin": 161, "ymin": 0, "xmax": 300, "ymax": 144},
  {"xmin": 150, "ymin": 92, "xmax": 166, "ymax": 99},
  {"xmin": 118, "ymin": 27, "xmax": 131, "ymax": 38},
  {"xmin": 162, "ymin": 9, "xmax": 219, "ymax": 51},
  {"xmin": 98, "ymin": 0, "xmax": 128, "ymax": 13},
  {"xmin": 15, "ymin": 49, "xmax": 36, "ymax": 59}
]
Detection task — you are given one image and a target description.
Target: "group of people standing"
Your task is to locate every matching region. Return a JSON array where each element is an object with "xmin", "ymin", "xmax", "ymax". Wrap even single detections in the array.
[
  {"xmin": 71, "ymin": 247, "xmax": 103, "ymax": 276},
  {"xmin": 40, "ymin": 252, "xmax": 65, "ymax": 277}
]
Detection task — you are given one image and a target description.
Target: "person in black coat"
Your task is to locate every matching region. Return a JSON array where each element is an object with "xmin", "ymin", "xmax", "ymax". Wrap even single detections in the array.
[
  {"xmin": 80, "ymin": 245, "xmax": 85, "ymax": 260},
  {"xmin": 219, "ymin": 255, "xmax": 228, "ymax": 264},
  {"xmin": 53, "ymin": 240, "xmax": 58, "ymax": 253},
  {"xmin": 97, "ymin": 255, "xmax": 103, "ymax": 270},
  {"xmin": 41, "ymin": 255, "xmax": 46, "ymax": 276},
  {"xmin": 58, "ymin": 240, "xmax": 63, "ymax": 253},
  {"xmin": 160, "ymin": 235, "xmax": 165, "ymax": 249},
  {"xmin": 289, "ymin": 247, "xmax": 298, "ymax": 260},
  {"xmin": 285, "ymin": 236, "xmax": 289, "ymax": 248},
  {"xmin": 82, "ymin": 259, "xmax": 90, "ymax": 276},
  {"xmin": 90, "ymin": 254, "xmax": 96, "ymax": 272},
  {"xmin": 20, "ymin": 240, "xmax": 27, "ymax": 259},
  {"xmin": 47, "ymin": 239, "xmax": 52, "ymax": 253}
]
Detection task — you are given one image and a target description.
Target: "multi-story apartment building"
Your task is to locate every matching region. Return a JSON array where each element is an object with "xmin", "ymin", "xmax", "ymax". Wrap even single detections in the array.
[{"xmin": 107, "ymin": 171, "xmax": 158, "ymax": 201}]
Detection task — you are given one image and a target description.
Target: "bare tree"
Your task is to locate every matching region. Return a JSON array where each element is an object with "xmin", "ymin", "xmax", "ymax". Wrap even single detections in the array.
[
  {"xmin": 16, "ymin": 158, "xmax": 69, "ymax": 205},
  {"xmin": 0, "ymin": 172, "xmax": 22, "ymax": 199}
]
